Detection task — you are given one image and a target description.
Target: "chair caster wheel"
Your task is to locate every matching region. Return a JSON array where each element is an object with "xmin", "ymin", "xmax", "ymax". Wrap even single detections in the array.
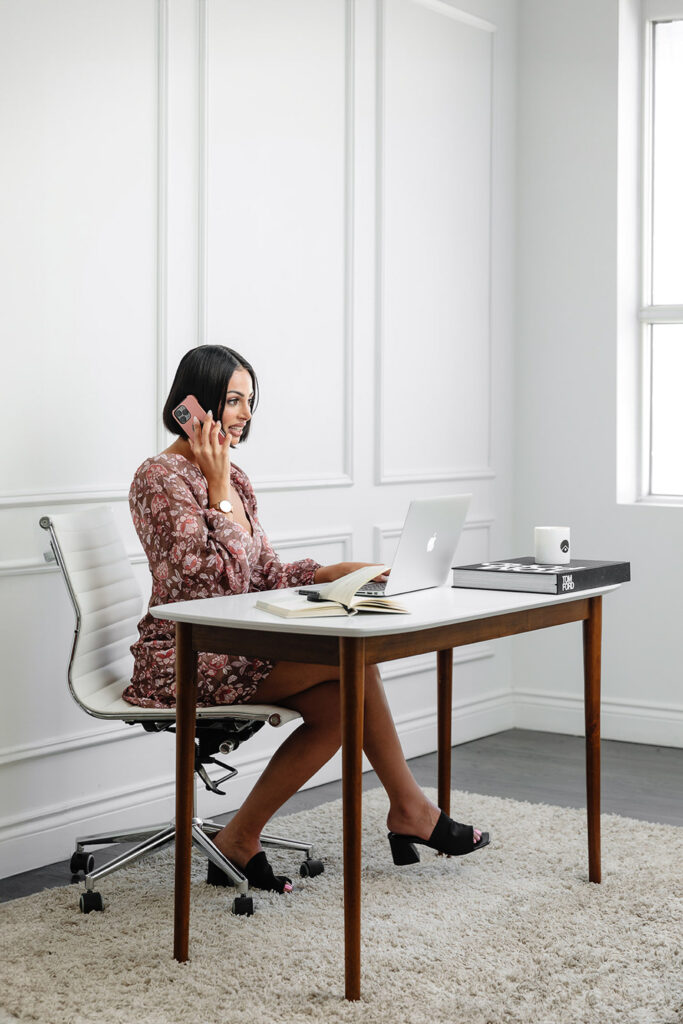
[
  {"xmin": 70, "ymin": 851, "xmax": 95, "ymax": 875},
  {"xmin": 232, "ymin": 895, "xmax": 254, "ymax": 916},
  {"xmin": 300, "ymin": 858, "xmax": 324, "ymax": 878},
  {"xmin": 79, "ymin": 891, "xmax": 104, "ymax": 914}
]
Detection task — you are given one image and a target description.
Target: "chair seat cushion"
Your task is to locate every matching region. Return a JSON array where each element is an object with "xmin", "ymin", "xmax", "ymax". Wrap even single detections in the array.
[{"xmin": 82, "ymin": 686, "xmax": 300, "ymax": 726}]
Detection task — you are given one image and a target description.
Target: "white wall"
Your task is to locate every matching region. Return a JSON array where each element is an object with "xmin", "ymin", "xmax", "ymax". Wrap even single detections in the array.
[
  {"xmin": 513, "ymin": 0, "xmax": 683, "ymax": 746},
  {"xmin": 0, "ymin": 0, "xmax": 518, "ymax": 877}
]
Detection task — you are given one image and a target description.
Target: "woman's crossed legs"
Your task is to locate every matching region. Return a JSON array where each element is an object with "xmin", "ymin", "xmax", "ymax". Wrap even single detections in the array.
[{"xmin": 212, "ymin": 662, "xmax": 482, "ymax": 869}]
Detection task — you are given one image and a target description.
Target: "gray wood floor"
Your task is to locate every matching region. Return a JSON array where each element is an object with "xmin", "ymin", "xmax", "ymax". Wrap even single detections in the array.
[{"xmin": 1, "ymin": 728, "xmax": 681, "ymax": 904}]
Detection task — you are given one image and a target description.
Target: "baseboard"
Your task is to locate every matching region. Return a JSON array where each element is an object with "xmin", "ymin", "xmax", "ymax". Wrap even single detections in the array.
[
  {"xmin": 0, "ymin": 691, "xmax": 513, "ymax": 880},
  {"xmin": 514, "ymin": 689, "xmax": 683, "ymax": 748}
]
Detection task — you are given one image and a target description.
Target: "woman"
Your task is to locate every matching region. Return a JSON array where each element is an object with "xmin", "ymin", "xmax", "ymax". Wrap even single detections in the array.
[{"xmin": 126, "ymin": 345, "xmax": 489, "ymax": 893}]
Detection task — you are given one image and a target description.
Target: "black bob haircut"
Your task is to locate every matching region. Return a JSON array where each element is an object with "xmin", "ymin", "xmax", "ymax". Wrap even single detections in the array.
[{"xmin": 162, "ymin": 345, "xmax": 259, "ymax": 442}]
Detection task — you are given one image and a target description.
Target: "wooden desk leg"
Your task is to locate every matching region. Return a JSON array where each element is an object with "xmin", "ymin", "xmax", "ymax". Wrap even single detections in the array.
[
  {"xmin": 174, "ymin": 621, "xmax": 198, "ymax": 961},
  {"xmin": 583, "ymin": 596, "xmax": 602, "ymax": 884},
  {"xmin": 339, "ymin": 636, "xmax": 365, "ymax": 1001},
  {"xmin": 436, "ymin": 648, "xmax": 453, "ymax": 816}
]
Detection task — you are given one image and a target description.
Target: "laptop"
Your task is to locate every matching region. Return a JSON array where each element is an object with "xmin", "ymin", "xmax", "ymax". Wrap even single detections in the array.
[{"xmin": 304, "ymin": 494, "xmax": 471, "ymax": 599}]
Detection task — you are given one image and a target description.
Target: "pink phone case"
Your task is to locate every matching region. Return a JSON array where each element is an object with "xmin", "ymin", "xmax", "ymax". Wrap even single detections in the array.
[{"xmin": 172, "ymin": 395, "xmax": 227, "ymax": 444}]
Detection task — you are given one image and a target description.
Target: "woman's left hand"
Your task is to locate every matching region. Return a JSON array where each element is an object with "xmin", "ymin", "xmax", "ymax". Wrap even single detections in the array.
[{"xmin": 314, "ymin": 562, "xmax": 390, "ymax": 585}]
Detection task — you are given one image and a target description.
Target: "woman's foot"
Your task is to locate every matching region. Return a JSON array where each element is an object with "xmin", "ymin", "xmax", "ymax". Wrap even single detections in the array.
[
  {"xmin": 207, "ymin": 851, "xmax": 293, "ymax": 893},
  {"xmin": 212, "ymin": 822, "xmax": 262, "ymax": 870},
  {"xmin": 387, "ymin": 800, "xmax": 483, "ymax": 847},
  {"xmin": 388, "ymin": 810, "xmax": 489, "ymax": 864},
  {"xmin": 210, "ymin": 825, "xmax": 292, "ymax": 893}
]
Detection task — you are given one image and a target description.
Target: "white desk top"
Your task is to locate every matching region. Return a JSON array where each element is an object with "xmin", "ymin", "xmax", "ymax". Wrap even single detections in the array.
[{"xmin": 152, "ymin": 584, "xmax": 619, "ymax": 638}]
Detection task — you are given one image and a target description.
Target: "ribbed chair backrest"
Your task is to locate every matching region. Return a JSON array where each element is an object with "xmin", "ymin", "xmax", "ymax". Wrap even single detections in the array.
[{"xmin": 41, "ymin": 506, "xmax": 145, "ymax": 718}]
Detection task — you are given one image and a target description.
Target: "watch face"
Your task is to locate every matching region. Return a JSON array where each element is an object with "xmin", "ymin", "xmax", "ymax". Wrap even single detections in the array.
[{"xmin": 218, "ymin": 499, "xmax": 233, "ymax": 514}]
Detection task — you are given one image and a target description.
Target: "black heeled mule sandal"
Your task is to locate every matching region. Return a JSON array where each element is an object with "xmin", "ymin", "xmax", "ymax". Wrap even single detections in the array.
[
  {"xmin": 388, "ymin": 811, "xmax": 490, "ymax": 865},
  {"xmin": 207, "ymin": 851, "xmax": 293, "ymax": 893}
]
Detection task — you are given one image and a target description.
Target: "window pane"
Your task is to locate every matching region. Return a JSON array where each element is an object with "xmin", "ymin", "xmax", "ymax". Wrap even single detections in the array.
[
  {"xmin": 651, "ymin": 21, "xmax": 683, "ymax": 305},
  {"xmin": 650, "ymin": 324, "xmax": 683, "ymax": 494}
]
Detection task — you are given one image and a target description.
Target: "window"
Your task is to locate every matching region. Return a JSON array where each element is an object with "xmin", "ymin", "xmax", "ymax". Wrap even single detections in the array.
[{"xmin": 641, "ymin": 6, "xmax": 683, "ymax": 498}]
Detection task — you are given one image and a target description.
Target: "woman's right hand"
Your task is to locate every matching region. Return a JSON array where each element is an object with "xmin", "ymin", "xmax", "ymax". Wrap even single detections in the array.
[
  {"xmin": 314, "ymin": 562, "xmax": 390, "ymax": 585},
  {"xmin": 188, "ymin": 412, "xmax": 231, "ymax": 497}
]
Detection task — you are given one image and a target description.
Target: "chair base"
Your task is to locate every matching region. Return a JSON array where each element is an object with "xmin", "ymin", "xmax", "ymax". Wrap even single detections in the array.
[{"xmin": 74, "ymin": 819, "xmax": 319, "ymax": 901}]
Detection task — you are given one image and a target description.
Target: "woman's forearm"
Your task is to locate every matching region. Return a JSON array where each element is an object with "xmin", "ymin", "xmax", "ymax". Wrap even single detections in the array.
[
  {"xmin": 314, "ymin": 564, "xmax": 347, "ymax": 585},
  {"xmin": 314, "ymin": 562, "xmax": 384, "ymax": 585}
]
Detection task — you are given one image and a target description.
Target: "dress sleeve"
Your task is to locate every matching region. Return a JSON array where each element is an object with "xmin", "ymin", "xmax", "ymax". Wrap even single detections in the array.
[
  {"xmin": 130, "ymin": 461, "xmax": 254, "ymax": 601},
  {"xmin": 251, "ymin": 528, "xmax": 321, "ymax": 592},
  {"xmin": 233, "ymin": 467, "xmax": 320, "ymax": 592}
]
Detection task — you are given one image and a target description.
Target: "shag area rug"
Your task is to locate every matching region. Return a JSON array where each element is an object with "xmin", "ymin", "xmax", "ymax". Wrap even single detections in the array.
[{"xmin": 0, "ymin": 788, "xmax": 681, "ymax": 1024}]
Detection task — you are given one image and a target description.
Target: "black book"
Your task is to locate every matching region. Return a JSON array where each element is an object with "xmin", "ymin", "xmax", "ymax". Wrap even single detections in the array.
[{"xmin": 451, "ymin": 557, "xmax": 630, "ymax": 595}]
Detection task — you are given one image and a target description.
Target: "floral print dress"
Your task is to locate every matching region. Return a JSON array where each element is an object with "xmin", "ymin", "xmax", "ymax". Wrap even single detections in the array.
[{"xmin": 124, "ymin": 452, "xmax": 320, "ymax": 708}]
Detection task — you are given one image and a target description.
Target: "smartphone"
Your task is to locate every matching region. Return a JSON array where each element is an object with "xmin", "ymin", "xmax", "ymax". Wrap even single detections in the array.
[{"xmin": 172, "ymin": 395, "xmax": 227, "ymax": 445}]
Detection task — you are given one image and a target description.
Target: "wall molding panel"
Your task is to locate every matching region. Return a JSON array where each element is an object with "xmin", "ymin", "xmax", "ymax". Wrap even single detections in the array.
[
  {"xmin": 374, "ymin": 0, "xmax": 496, "ymax": 485},
  {"xmin": 271, "ymin": 530, "xmax": 354, "ymax": 560},
  {"xmin": 0, "ymin": 488, "xmax": 131, "ymax": 511},
  {"xmin": 197, "ymin": 0, "xmax": 208, "ymax": 348},
  {"xmin": 409, "ymin": 0, "xmax": 496, "ymax": 31},
  {"xmin": 249, "ymin": 472, "xmax": 355, "ymax": 493},
  {"xmin": 155, "ymin": 0, "xmax": 170, "ymax": 455},
  {"xmin": 342, "ymin": 0, "xmax": 356, "ymax": 490},
  {"xmin": 203, "ymin": 0, "xmax": 354, "ymax": 492},
  {"xmin": 1, "ymin": 0, "xmax": 169, "ymax": 508},
  {"xmin": 0, "ymin": 551, "xmax": 147, "ymax": 580},
  {"xmin": 392, "ymin": 687, "xmax": 514, "ymax": 758},
  {"xmin": 377, "ymin": 467, "xmax": 497, "ymax": 485},
  {"xmin": 382, "ymin": 645, "xmax": 494, "ymax": 681}
]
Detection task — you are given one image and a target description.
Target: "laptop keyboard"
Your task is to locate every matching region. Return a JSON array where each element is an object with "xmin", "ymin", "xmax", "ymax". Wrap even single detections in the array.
[{"xmin": 356, "ymin": 580, "xmax": 387, "ymax": 596}]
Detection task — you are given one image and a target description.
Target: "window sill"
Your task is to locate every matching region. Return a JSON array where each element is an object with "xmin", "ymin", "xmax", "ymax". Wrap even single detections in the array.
[{"xmin": 624, "ymin": 495, "xmax": 683, "ymax": 508}]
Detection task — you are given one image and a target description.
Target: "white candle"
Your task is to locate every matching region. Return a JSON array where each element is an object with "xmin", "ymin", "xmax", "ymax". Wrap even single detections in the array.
[{"xmin": 534, "ymin": 526, "xmax": 571, "ymax": 565}]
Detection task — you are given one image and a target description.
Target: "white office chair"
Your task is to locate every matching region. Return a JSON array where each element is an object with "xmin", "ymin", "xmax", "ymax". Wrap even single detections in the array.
[{"xmin": 40, "ymin": 506, "xmax": 323, "ymax": 916}]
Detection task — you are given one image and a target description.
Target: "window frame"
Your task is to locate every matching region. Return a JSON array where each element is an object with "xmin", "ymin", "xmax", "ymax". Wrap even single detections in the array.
[{"xmin": 639, "ymin": 0, "xmax": 683, "ymax": 501}]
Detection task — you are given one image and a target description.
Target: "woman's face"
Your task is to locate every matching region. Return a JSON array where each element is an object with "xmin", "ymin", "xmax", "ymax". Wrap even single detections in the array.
[{"xmin": 221, "ymin": 368, "xmax": 253, "ymax": 446}]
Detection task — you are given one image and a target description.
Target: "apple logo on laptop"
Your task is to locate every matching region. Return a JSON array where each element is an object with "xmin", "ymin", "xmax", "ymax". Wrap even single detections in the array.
[{"xmin": 427, "ymin": 533, "xmax": 437, "ymax": 553}]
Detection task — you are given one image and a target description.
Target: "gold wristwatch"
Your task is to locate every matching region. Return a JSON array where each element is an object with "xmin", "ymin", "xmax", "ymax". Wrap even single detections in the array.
[{"xmin": 211, "ymin": 499, "xmax": 233, "ymax": 515}]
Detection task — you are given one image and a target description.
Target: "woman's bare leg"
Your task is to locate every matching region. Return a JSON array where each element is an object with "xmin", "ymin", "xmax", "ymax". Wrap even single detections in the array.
[
  {"xmin": 360, "ymin": 667, "xmax": 441, "ymax": 838},
  {"xmin": 212, "ymin": 661, "xmax": 480, "ymax": 868},
  {"xmin": 213, "ymin": 674, "xmax": 343, "ymax": 867}
]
